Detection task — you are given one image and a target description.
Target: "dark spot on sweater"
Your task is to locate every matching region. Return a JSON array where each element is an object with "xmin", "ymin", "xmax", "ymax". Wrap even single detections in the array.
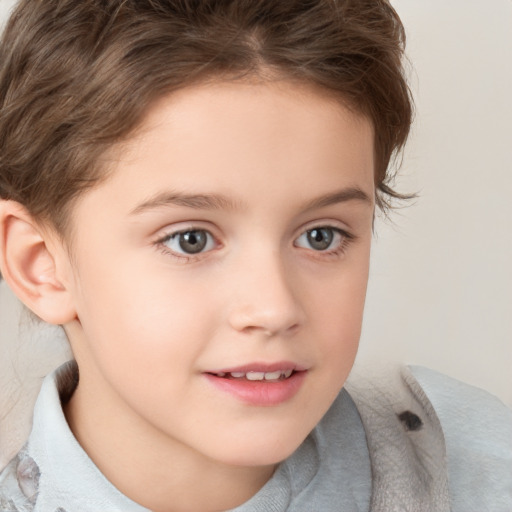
[{"xmin": 398, "ymin": 410, "xmax": 423, "ymax": 431}]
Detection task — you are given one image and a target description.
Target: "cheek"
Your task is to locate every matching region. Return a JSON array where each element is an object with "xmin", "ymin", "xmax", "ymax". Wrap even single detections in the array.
[
  {"xmin": 72, "ymin": 255, "xmax": 215, "ymax": 370},
  {"xmin": 309, "ymin": 254, "xmax": 370, "ymax": 372},
  {"xmin": 312, "ymin": 250, "xmax": 369, "ymax": 326}
]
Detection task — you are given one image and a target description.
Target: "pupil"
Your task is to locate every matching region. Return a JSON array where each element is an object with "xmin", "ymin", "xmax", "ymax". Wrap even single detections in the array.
[
  {"xmin": 308, "ymin": 228, "xmax": 333, "ymax": 251},
  {"xmin": 179, "ymin": 231, "xmax": 207, "ymax": 254}
]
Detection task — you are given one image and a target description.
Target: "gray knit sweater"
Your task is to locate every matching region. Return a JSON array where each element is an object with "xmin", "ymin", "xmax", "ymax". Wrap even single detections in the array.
[{"xmin": 1, "ymin": 363, "xmax": 511, "ymax": 512}]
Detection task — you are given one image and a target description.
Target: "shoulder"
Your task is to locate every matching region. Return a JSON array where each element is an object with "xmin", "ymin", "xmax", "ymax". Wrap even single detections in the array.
[
  {"xmin": 409, "ymin": 366, "xmax": 512, "ymax": 512},
  {"xmin": 347, "ymin": 365, "xmax": 512, "ymax": 511}
]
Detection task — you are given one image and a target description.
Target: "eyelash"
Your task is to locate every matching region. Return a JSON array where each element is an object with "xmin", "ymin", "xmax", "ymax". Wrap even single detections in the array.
[
  {"xmin": 155, "ymin": 227, "xmax": 219, "ymax": 263},
  {"xmin": 154, "ymin": 225, "xmax": 355, "ymax": 263},
  {"xmin": 294, "ymin": 226, "xmax": 354, "ymax": 260}
]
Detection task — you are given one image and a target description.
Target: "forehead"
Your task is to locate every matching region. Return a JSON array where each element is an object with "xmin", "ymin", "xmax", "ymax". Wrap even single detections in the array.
[
  {"xmin": 113, "ymin": 81, "xmax": 372, "ymax": 179},
  {"xmin": 80, "ymin": 80, "xmax": 375, "ymax": 223}
]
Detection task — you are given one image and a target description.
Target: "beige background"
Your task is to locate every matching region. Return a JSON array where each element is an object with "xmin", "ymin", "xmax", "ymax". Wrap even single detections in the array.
[
  {"xmin": 358, "ymin": 0, "xmax": 512, "ymax": 407},
  {"xmin": 1, "ymin": 0, "xmax": 511, "ymax": 434}
]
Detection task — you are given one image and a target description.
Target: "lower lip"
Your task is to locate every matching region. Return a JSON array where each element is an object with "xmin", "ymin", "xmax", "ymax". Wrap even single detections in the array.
[{"xmin": 204, "ymin": 372, "xmax": 307, "ymax": 406}]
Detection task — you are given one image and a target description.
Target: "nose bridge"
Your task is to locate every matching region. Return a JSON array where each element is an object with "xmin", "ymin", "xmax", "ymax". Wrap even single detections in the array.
[{"xmin": 227, "ymin": 243, "xmax": 304, "ymax": 336}]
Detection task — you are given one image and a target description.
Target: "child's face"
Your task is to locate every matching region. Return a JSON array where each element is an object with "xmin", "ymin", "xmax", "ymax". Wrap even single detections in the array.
[{"xmin": 61, "ymin": 81, "xmax": 375, "ymax": 469}]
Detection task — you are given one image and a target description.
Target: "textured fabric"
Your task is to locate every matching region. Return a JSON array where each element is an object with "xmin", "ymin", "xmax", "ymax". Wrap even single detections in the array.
[
  {"xmin": 1, "ymin": 362, "xmax": 511, "ymax": 511},
  {"xmin": 411, "ymin": 366, "xmax": 512, "ymax": 512},
  {"xmin": 346, "ymin": 366, "xmax": 451, "ymax": 512},
  {"xmin": 347, "ymin": 365, "xmax": 512, "ymax": 512}
]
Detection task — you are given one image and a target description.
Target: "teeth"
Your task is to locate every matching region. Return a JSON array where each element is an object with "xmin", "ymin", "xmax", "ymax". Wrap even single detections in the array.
[
  {"xmin": 246, "ymin": 372, "xmax": 265, "ymax": 381},
  {"xmin": 264, "ymin": 371, "xmax": 282, "ymax": 380},
  {"xmin": 217, "ymin": 370, "xmax": 295, "ymax": 380}
]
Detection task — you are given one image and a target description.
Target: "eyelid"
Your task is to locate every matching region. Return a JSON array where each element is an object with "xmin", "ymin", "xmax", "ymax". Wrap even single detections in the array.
[
  {"xmin": 153, "ymin": 223, "xmax": 221, "ymax": 261},
  {"xmin": 153, "ymin": 220, "xmax": 219, "ymax": 242},
  {"xmin": 293, "ymin": 219, "xmax": 355, "ymax": 240},
  {"xmin": 292, "ymin": 221, "xmax": 356, "ymax": 259}
]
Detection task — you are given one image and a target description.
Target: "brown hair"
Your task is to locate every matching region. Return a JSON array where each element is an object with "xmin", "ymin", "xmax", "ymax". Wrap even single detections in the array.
[{"xmin": 0, "ymin": 0, "xmax": 412, "ymax": 237}]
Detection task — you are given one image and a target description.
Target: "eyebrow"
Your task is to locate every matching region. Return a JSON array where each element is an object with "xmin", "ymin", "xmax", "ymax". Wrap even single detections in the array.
[
  {"xmin": 301, "ymin": 187, "xmax": 372, "ymax": 212},
  {"xmin": 130, "ymin": 191, "xmax": 240, "ymax": 215},
  {"xmin": 130, "ymin": 186, "xmax": 372, "ymax": 216}
]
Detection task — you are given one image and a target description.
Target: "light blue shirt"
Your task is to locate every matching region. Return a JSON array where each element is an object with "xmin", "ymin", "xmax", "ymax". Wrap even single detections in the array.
[{"xmin": 0, "ymin": 363, "xmax": 510, "ymax": 511}]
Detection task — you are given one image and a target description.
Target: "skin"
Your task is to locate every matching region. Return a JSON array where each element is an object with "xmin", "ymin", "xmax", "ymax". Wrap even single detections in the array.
[{"xmin": 7, "ymin": 80, "xmax": 376, "ymax": 511}]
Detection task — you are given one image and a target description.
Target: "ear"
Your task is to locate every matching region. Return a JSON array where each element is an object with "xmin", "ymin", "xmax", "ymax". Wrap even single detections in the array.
[{"xmin": 0, "ymin": 200, "xmax": 77, "ymax": 325}]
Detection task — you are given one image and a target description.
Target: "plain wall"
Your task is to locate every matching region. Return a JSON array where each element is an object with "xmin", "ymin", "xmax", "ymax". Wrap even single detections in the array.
[
  {"xmin": 0, "ymin": 0, "xmax": 511, "ymax": 410},
  {"xmin": 358, "ymin": 0, "xmax": 512, "ymax": 406}
]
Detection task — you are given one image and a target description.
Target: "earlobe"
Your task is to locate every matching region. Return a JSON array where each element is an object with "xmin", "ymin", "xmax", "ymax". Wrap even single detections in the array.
[{"xmin": 0, "ymin": 200, "xmax": 77, "ymax": 325}]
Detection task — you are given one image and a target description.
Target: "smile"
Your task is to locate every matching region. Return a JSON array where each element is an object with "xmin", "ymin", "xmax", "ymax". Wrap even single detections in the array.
[
  {"xmin": 204, "ymin": 363, "xmax": 307, "ymax": 406},
  {"xmin": 209, "ymin": 370, "xmax": 294, "ymax": 381}
]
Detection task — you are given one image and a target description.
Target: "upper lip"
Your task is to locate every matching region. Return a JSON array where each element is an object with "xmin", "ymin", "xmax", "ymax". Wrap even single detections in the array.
[{"xmin": 206, "ymin": 361, "xmax": 308, "ymax": 374}]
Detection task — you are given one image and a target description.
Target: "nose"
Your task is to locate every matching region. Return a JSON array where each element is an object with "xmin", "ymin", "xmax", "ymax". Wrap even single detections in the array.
[{"xmin": 227, "ymin": 250, "xmax": 305, "ymax": 338}]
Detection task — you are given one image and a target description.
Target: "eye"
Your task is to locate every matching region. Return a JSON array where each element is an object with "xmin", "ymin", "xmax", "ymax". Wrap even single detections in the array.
[
  {"xmin": 295, "ymin": 227, "xmax": 344, "ymax": 251},
  {"xmin": 161, "ymin": 229, "xmax": 215, "ymax": 255}
]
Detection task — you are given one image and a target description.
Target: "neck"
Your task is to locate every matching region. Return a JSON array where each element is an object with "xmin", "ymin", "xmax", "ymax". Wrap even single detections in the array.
[{"xmin": 63, "ymin": 369, "xmax": 275, "ymax": 512}]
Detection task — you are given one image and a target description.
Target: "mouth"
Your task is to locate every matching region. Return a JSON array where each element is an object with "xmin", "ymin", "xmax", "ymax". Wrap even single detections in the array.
[
  {"xmin": 203, "ymin": 363, "xmax": 307, "ymax": 406},
  {"xmin": 206, "ymin": 369, "xmax": 295, "ymax": 382}
]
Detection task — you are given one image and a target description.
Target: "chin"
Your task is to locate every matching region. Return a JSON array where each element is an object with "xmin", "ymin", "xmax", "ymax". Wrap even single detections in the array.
[{"xmin": 211, "ymin": 429, "xmax": 309, "ymax": 468}]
